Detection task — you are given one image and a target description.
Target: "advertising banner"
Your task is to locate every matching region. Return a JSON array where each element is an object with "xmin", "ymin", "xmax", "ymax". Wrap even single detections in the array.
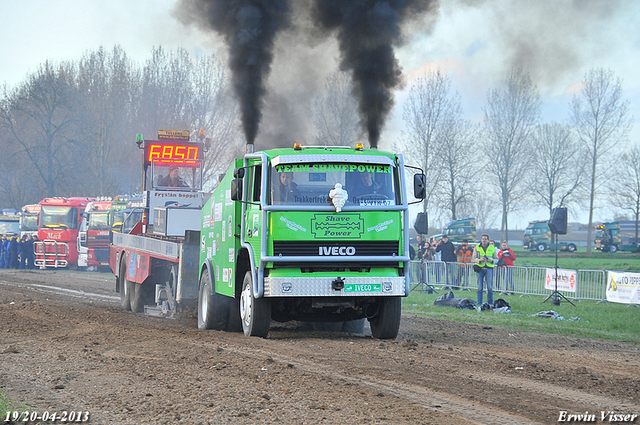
[
  {"xmin": 606, "ymin": 271, "xmax": 640, "ymax": 305},
  {"xmin": 545, "ymin": 268, "xmax": 577, "ymax": 293}
]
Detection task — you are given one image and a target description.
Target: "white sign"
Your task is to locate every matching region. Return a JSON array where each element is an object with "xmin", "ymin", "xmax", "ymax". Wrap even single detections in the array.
[
  {"xmin": 545, "ymin": 268, "xmax": 577, "ymax": 293},
  {"xmin": 606, "ymin": 271, "xmax": 640, "ymax": 304}
]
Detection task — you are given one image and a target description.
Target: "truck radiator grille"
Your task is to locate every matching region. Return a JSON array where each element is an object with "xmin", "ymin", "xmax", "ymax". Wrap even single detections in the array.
[{"xmin": 272, "ymin": 240, "xmax": 400, "ymax": 257}]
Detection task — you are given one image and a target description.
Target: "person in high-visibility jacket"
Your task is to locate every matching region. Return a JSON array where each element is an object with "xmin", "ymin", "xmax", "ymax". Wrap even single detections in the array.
[{"xmin": 472, "ymin": 233, "xmax": 497, "ymax": 305}]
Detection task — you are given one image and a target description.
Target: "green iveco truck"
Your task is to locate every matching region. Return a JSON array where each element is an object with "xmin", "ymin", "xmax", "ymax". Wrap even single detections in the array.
[{"xmin": 198, "ymin": 144, "xmax": 425, "ymax": 338}]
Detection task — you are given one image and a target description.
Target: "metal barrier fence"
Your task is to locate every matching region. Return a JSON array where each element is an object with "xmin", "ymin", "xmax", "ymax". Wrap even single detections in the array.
[{"xmin": 409, "ymin": 260, "xmax": 608, "ymax": 302}]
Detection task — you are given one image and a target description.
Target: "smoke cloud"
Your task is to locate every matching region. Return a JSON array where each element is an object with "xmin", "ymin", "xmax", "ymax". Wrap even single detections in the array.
[
  {"xmin": 178, "ymin": 0, "xmax": 436, "ymax": 149},
  {"xmin": 177, "ymin": 0, "xmax": 291, "ymax": 147},
  {"xmin": 311, "ymin": 0, "xmax": 435, "ymax": 148}
]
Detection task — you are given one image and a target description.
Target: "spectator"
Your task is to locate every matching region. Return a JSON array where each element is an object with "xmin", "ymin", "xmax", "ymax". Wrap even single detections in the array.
[
  {"xmin": 274, "ymin": 171, "xmax": 300, "ymax": 204},
  {"xmin": 436, "ymin": 235, "xmax": 457, "ymax": 289},
  {"xmin": 456, "ymin": 240, "xmax": 473, "ymax": 289},
  {"xmin": 8, "ymin": 235, "xmax": 19, "ymax": 269},
  {"xmin": 29, "ymin": 235, "xmax": 37, "ymax": 269},
  {"xmin": 497, "ymin": 241, "xmax": 517, "ymax": 295},
  {"xmin": 19, "ymin": 235, "xmax": 30, "ymax": 269},
  {"xmin": 472, "ymin": 233, "xmax": 496, "ymax": 306},
  {"xmin": 0, "ymin": 235, "xmax": 7, "ymax": 269}
]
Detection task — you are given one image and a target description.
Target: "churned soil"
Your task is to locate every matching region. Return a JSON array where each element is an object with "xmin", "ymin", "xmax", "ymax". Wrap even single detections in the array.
[{"xmin": 1, "ymin": 269, "xmax": 639, "ymax": 425}]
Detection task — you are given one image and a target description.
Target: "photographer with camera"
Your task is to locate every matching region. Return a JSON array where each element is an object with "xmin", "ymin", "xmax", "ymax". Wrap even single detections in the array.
[
  {"xmin": 472, "ymin": 233, "xmax": 496, "ymax": 306},
  {"xmin": 497, "ymin": 241, "xmax": 516, "ymax": 295}
]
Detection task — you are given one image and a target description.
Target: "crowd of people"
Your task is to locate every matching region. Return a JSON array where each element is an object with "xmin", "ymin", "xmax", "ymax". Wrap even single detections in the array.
[
  {"xmin": 411, "ymin": 233, "xmax": 517, "ymax": 302},
  {"xmin": 0, "ymin": 234, "xmax": 37, "ymax": 269}
]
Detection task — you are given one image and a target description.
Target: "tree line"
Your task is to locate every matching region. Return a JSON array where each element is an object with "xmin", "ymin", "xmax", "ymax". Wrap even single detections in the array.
[
  {"xmin": 0, "ymin": 46, "xmax": 243, "ymax": 209},
  {"xmin": 1, "ymin": 45, "xmax": 635, "ymax": 254},
  {"xmin": 395, "ymin": 68, "xmax": 634, "ymax": 254}
]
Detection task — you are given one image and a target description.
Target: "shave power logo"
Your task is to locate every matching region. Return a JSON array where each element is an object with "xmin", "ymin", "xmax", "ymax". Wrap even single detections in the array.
[{"xmin": 311, "ymin": 214, "xmax": 364, "ymax": 239}]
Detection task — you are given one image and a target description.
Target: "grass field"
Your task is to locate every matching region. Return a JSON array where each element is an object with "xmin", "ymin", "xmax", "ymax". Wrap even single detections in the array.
[
  {"xmin": 509, "ymin": 246, "xmax": 640, "ymax": 272},
  {"xmin": 404, "ymin": 288, "xmax": 640, "ymax": 344}
]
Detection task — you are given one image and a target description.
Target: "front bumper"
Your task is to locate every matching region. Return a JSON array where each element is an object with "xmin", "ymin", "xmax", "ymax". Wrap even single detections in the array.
[{"xmin": 263, "ymin": 276, "xmax": 406, "ymax": 297}]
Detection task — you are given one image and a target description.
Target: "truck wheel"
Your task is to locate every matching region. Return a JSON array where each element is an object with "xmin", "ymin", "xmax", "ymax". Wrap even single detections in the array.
[
  {"xmin": 369, "ymin": 297, "xmax": 401, "ymax": 339},
  {"xmin": 610, "ymin": 245, "xmax": 618, "ymax": 253},
  {"xmin": 197, "ymin": 268, "xmax": 228, "ymax": 330},
  {"xmin": 567, "ymin": 243, "xmax": 577, "ymax": 252},
  {"xmin": 119, "ymin": 259, "xmax": 131, "ymax": 311},
  {"xmin": 240, "ymin": 271, "xmax": 271, "ymax": 337},
  {"xmin": 537, "ymin": 243, "xmax": 546, "ymax": 251}
]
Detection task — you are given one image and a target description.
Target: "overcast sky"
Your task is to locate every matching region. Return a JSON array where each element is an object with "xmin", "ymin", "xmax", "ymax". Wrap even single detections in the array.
[{"xmin": 1, "ymin": 0, "xmax": 638, "ymax": 229}]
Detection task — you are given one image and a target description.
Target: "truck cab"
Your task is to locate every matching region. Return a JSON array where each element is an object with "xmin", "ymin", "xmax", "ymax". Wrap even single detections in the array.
[
  {"xmin": 523, "ymin": 220, "xmax": 577, "ymax": 252},
  {"xmin": 35, "ymin": 197, "xmax": 94, "ymax": 268},
  {"xmin": 20, "ymin": 204, "xmax": 40, "ymax": 239},
  {"xmin": 437, "ymin": 218, "xmax": 476, "ymax": 245},
  {"xmin": 199, "ymin": 143, "xmax": 425, "ymax": 338}
]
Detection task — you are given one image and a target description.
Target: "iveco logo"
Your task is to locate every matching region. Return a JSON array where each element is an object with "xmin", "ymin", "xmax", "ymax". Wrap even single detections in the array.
[{"xmin": 319, "ymin": 246, "xmax": 356, "ymax": 256}]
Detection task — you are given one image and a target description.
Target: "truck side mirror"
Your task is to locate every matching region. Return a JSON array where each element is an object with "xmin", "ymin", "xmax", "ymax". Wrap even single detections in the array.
[
  {"xmin": 413, "ymin": 173, "xmax": 426, "ymax": 199},
  {"xmin": 231, "ymin": 179, "xmax": 243, "ymax": 201},
  {"xmin": 234, "ymin": 167, "xmax": 245, "ymax": 179}
]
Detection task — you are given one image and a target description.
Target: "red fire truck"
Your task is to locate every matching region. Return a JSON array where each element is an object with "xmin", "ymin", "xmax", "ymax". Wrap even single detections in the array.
[
  {"xmin": 34, "ymin": 197, "xmax": 94, "ymax": 268},
  {"xmin": 78, "ymin": 199, "xmax": 113, "ymax": 269}
]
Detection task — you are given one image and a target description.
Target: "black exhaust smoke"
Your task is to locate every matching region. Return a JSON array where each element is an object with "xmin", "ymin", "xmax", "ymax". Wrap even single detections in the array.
[
  {"xmin": 180, "ymin": 0, "xmax": 291, "ymax": 150},
  {"xmin": 311, "ymin": 0, "xmax": 433, "ymax": 149}
]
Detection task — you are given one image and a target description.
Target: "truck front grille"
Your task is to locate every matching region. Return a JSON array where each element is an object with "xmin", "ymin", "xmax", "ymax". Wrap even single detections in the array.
[{"xmin": 273, "ymin": 240, "xmax": 400, "ymax": 257}]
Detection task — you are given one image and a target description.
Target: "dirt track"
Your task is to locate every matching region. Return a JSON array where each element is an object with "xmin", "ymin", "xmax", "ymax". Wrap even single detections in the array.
[{"xmin": 1, "ymin": 269, "xmax": 639, "ymax": 424}]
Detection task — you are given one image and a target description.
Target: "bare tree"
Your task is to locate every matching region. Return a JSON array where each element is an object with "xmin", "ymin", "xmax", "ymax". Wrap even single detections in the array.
[
  {"xmin": 312, "ymin": 71, "xmax": 363, "ymax": 146},
  {"xmin": 571, "ymin": 68, "xmax": 632, "ymax": 254},
  {"xmin": 73, "ymin": 46, "xmax": 140, "ymax": 196},
  {"xmin": 468, "ymin": 197, "xmax": 499, "ymax": 234},
  {"xmin": 189, "ymin": 53, "xmax": 243, "ymax": 190},
  {"xmin": 609, "ymin": 146, "xmax": 640, "ymax": 244},
  {"xmin": 438, "ymin": 119, "xmax": 481, "ymax": 221},
  {"xmin": 396, "ymin": 71, "xmax": 457, "ymax": 221},
  {"xmin": 528, "ymin": 122, "xmax": 585, "ymax": 215},
  {"xmin": 483, "ymin": 68, "xmax": 541, "ymax": 241},
  {"xmin": 138, "ymin": 47, "xmax": 194, "ymax": 136},
  {"xmin": 0, "ymin": 61, "xmax": 77, "ymax": 197}
]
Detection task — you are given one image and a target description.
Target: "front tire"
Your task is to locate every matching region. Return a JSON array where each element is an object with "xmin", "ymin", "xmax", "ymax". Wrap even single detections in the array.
[
  {"xmin": 119, "ymin": 258, "xmax": 131, "ymax": 311},
  {"xmin": 609, "ymin": 244, "xmax": 618, "ymax": 253},
  {"xmin": 567, "ymin": 243, "xmax": 577, "ymax": 252},
  {"xmin": 369, "ymin": 297, "xmax": 401, "ymax": 339},
  {"xmin": 537, "ymin": 243, "xmax": 546, "ymax": 252},
  {"xmin": 240, "ymin": 271, "xmax": 271, "ymax": 337}
]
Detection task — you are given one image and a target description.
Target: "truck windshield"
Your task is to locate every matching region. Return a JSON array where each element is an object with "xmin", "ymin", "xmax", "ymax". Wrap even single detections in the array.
[
  {"xmin": 20, "ymin": 214, "xmax": 38, "ymax": 231},
  {"xmin": 88, "ymin": 212, "xmax": 109, "ymax": 230},
  {"xmin": 0, "ymin": 220, "xmax": 20, "ymax": 234},
  {"xmin": 39, "ymin": 206, "xmax": 78, "ymax": 229},
  {"xmin": 270, "ymin": 163, "xmax": 397, "ymax": 206}
]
